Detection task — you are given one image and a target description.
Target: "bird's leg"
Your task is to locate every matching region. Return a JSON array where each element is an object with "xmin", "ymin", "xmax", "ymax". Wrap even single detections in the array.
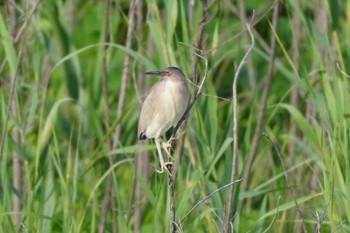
[
  {"xmin": 155, "ymin": 139, "xmax": 172, "ymax": 175},
  {"xmin": 154, "ymin": 139, "xmax": 165, "ymax": 173},
  {"xmin": 162, "ymin": 136, "xmax": 176, "ymax": 160}
]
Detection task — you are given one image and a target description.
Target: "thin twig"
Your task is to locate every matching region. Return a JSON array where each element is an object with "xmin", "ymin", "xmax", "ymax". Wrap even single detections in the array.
[
  {"xmin": 288, "ymin": 0, "xmax": 301, "ymax": 160},
  {"xmin": 186, "ymin": 73, "xmax": 231, "ymax": 102},
  {"xmin": 101, "ymin": 0, "xmax": 111, "ymax": 132},
  {"xmin": 98, "ymin": 0, "xmax": 113, "ymax": 231},
  {"xmin": 315, "ymin": 211, "xmax": 322, "ymax": 233},
  {"xmin": 180, "ymin": 179, "xmax": 242, "ymax": 224},
  {"xmin": 14, "ymin": 0, "xmax": 41, "ymax": 44},
  {"xmin": 0, "ymin": 0, "xmax": 41, "ymax": 159},
  {"xmin": 331, "ymin": 220, "xmax": 345, "ymax": 233},
  {"xmin": 241, "ymin": 1, "xmax": 280, "ymax": 193},
  {"xmin": 111, "ymin": 2, "xmax": 136, "ymax": 149},
  {"xmin": 167, "ymin": 164, "xmax": 176, "ymax": 233},
  {"xmin": 262, "ymin": 196, "xmax": 281, "ymax": 233},
  {"xmin": 132, "ymin": 1, "xmax": 147, "ymax": 232},
  {"xmin": 98, "ymin": 0, "xmax": 137, "ymax": 232},
  {"xmin": 0, "ymin": 43, "xmax": 23, "ymax": 160},
  {"xmin": 0, "ymin": 1, "xmax": 38, "ymax": 226},
  {"xmin": 238, "ymin": 0, "xmax": 256, "ymax": 88},
  {"xmin": 262, "ymin": 133, "xmax": 307, "ymax": 232},
  {"xmin": 179, "ymin": 42, "xmax": 206, "ymax": 53},
  {"xmin": 10, "ymin": 42, "xmax": 25, "ymax": 230},
  {"xmin": 7, "ymin": 0, "xmax": 17, "ymax": 39},
  {"xmin": 222, "ymin": 14, "xmax": 255, "ymax": 233},
  {"xmin": 313, "ymin": 199, "xmax": 330, "ymax": 233},
  {"xmin": 172, "ymin": 221, "xmax": 184, "ymax": 233},
  {"xmin": 172, "ymin": 42, "xmax": 219, "ymax": 179},
  {"xmin": 170, "ymin": 48, "xmax": 209, "ymax": 138},
  {"xmin": 211, "ymin": 208, "xmax": 223, "ymax": 224},
  {"xmin": 336, "ymin": 61, "xmax": 350, "ymax": 79},
  {"xmin": 208, "ymin": 0, "xmax": 279, "ymax": 55},
  {"xmin": 190, "ymin": 0, "xmax": 208, "ymax": 84},
  {"xmin": 201, "ymin": 94, "xmax": 230, "ymax": 102}
]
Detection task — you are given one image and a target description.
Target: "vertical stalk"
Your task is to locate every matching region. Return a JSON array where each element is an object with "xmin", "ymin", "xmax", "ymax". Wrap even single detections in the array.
[
  {"xmin": 133, "ymin": 1, "xmax": 148, "ymax": 232},
  {"xmin": 98, "ymin": 0, "xmax": 137, "ymax": 232},
  {"xmin": 98, "ymin": 0, "xmax": 113, "ymax": 232},
  {"xmin": 241, "ymin": 2, "xmax": 280, "ymax": 194},
  {"xmin": 223, "ymin": 18, "xmax": 255, "ymax": 233},
  {"xmin": 238, "ymin": 0, "xmax": 256, "ymax": 88}
]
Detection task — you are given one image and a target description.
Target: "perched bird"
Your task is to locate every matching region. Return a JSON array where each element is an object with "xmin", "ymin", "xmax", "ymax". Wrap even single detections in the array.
[{"xmin": 138, "ymin": 67, "xmax": 189, "ymax": 174}]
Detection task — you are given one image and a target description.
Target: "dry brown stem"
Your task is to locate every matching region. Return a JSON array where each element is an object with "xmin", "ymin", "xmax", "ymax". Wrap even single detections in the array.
[
  {"xmin": 288, "ymin": 0, "xmax": 301, "ymax": 166},
  {"xmin": 0, "ymin": 1, "xmax": 41, "ymax": 228},
  {"xmin": 238, "ymin": 0, "xmax": 256, "ymax": 88},
  {"xmin": 222, "ymin": 15, "xmax": 255, "ymax": 233},
  {"xmin": 98, "ymin": 0, "xmax": 113, "ymax": 231},
  {"xmin": 98, "ymin": 0, "xmax": 137, "ymax": 232},
  {"xmin": 190, "ymin": 0, "xmax": 208, "ymax": 83},
  {"xmin": 241, "ymin": 2, "xmax": 280, "ymax": 194},
  {"xmin": 133, "ymin": 2, "xmax": 148, "ymax": 232}
]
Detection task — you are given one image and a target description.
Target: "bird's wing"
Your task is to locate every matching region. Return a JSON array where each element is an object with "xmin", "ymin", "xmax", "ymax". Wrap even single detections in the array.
[{"xmin": 138, "ymin": 82, "xmax": 165, "ymax": 139}]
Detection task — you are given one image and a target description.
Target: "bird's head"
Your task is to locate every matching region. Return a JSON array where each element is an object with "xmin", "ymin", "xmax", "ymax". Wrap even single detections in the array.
[{"xmin": 144, "ymin": 67, "xmax": 186, "ymax": 81}]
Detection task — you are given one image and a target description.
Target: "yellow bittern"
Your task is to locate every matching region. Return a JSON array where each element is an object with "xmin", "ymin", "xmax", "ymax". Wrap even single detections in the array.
[{"xmin": 138, "ymin": 67, "xmax": 189, "ymax": 174}]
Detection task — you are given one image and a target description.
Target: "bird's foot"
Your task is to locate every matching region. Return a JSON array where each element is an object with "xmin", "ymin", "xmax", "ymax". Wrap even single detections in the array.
[
  {"xmin": 155, "ymin": 161, "xmax": 173, "ymax": 176},
  {"xmin": 166, "ymin": 136, "xmax": 176, "ymax": 146},
  {"xmin": 162, "ymin": 137, "xmax": 175, "ymax": 160}
]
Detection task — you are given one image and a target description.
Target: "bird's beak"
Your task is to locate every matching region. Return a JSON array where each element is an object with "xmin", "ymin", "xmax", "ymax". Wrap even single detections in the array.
[{"xmin": 144, "ymin": 70, "xmax": 171, "ymax": 76}]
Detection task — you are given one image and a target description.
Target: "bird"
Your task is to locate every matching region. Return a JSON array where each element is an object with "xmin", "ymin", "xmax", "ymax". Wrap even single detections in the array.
[{"xmin": 138, "ymin": 67, "xmax": 189, "ymax": 174}]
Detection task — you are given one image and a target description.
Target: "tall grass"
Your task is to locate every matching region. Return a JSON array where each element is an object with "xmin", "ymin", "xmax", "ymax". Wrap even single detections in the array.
[{"xmin": 0, "ymin": 0, "xmax": 349, "ymax": 232}]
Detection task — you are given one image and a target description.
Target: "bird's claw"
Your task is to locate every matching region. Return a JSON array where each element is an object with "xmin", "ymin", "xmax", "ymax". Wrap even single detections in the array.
[
  {"xmin": 167, "ymin": 136, "xmax": 176, "ymax": 146},
  {"xmin": 162, "ymin": 137, "xmax": 175, "ymax": 159},
  {"xmin": 155, "ymin": 162, "xmax": 173, "ymax": 176}
]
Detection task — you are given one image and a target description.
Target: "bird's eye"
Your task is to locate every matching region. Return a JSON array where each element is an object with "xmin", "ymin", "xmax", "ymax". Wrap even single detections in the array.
[{"xmin": 168, "ymin": 71, "xmax": 173, "ymax": 76}]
